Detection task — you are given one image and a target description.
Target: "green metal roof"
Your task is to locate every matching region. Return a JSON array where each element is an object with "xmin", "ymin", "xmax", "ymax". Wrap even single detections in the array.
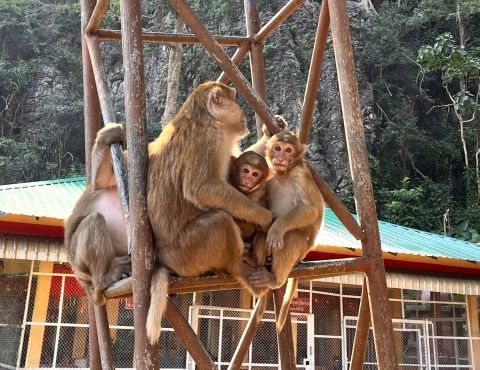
[
  {"xmin": 317, "ymin": 209, "xmax": 480, "ymax": 262},
  {"xmin": 0, "ymin": 177, "xmax": 85, "ymax": 220},
  {"xmin": 1, "ymin": 177, "xmax": 479, "ymax": 263}
]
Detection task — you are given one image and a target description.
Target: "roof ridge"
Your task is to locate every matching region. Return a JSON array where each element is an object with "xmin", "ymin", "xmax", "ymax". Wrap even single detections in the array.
[{"xmin": 0, "ymin": 177, "xmax": 86, "ymax": 191}]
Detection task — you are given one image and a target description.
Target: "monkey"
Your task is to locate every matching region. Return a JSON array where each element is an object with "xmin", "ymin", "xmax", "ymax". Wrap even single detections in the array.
[
  {"xmin": 229, "ymin": 151, "xmax": 272, "ymax": 241},
  {"xmin": 64, "ymin": 123, "xmax": 130, "ymax": 305},
  {"xmin": 140, "ymin": 82, "xmax": 273, "ymax": 344},
  {"xmin": 229, "ymin": 151, "xmax": 273, "ymax": 266},
  {"xmin": 248, "ymin": 131, "xmax": 325, "ymax": 330},
  {"xmin": 246, "ymin": 114, "xmax": 288, "ymax": 156}
]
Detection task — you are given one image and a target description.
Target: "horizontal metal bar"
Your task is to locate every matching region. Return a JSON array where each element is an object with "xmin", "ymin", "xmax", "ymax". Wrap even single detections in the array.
[{"xmin": 97, "ymin": 29, "xmax": 249, "ymax": 46}]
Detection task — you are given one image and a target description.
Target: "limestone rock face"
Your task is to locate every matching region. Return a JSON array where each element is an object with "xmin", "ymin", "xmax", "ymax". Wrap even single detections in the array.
[{"xmin": 104, "ymin": 0, "xmax": 377, "ymax": 196}]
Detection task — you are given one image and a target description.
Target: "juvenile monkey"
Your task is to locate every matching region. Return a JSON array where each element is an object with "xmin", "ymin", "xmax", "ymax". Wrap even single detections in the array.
[
  {"xmin": 64, "ymin": 124, "xmax": 130, "ymax": 305},
  {"xmin": 249, "ymin": 131, "xmax": 325, "ymax": 329},
  {"xmin": 229, "ymin": 151, "xmax": 272, "ymax": 241}
]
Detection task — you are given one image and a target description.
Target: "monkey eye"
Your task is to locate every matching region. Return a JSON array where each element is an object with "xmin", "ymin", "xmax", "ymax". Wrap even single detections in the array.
[
  {"xmin": 252, "ymin": 172, "xmax": 259, "ymax": 177},
  {"xmin": 274, "ymin": 145, "xmax": 281, "ymax": 151},
  {"xmin": 285, "ymin": 147, "xmax": 292, "ymax": 153},
  {"xmin": 243, "ymin": 168, "xmax": 250, "ymax": 174}
]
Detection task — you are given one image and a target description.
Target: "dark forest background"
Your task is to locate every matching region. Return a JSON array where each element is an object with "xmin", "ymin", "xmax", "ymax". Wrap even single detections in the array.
[{"xmin": 0, "ymin": 0, "xmax": 479, "ymax": 241}]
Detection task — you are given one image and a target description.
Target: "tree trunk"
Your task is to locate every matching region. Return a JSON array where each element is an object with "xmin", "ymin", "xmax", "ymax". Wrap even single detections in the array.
[{"xmin": 161, "ymin": 16, "xmax": 183, "ymax": 128}]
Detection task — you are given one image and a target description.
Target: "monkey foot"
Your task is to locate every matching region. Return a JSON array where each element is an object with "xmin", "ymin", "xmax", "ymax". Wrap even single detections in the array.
[{"xmin": 248, "ymin": 266, "xmax": 276, "ymax": 288}]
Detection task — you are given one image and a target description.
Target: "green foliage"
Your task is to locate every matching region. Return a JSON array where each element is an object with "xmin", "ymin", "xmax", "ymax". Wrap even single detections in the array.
[
  {"xmin": 448, "ymin": 220, "xmax": 480, "ymax": 243},
  {"xmin": 377, "ymin": 178, "xmax": 455, "ymax": 231},
  {"xmin": 417, "ymin": 32, "xmax": 480, "ymax": 115},
  {"xmin": 0, "ymin": 0, "xmax": 84, "ymax": 184}
]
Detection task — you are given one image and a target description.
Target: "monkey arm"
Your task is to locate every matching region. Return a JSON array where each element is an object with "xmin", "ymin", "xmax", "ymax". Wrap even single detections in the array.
[
  {"xmin": 91, "ymin": 123, "xmax": 126, "ymax": 190},
  {"xmin": 272, "ymin": 203, "xmax": 319, "ymax": 234},
  {"xmin": 184, "ymin": 181, "xmax": 272, "ymax": 228},
  {"xmin": 245, "ymin": 135, "xmax": 268, "ymax": 156},
  {"xmin": 267, "ymin": 203, "xmax": 319, "ymax": 253}
]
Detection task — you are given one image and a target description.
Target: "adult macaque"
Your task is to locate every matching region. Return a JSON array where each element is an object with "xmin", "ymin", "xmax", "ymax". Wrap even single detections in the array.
[
  {"xmin": 64, "ymin": 124, "xmax": 130, "ymax": 305},
  {"xmin": 229, "ymin": 151, "xmax": 272, "ymax": 242},
  {"xmin": 249, "ymin": 131, "xmax": 325, "ymax": 329},
  {"xmin": 146, "ymin": 82, "xmax": 272, "ymax": 344}
]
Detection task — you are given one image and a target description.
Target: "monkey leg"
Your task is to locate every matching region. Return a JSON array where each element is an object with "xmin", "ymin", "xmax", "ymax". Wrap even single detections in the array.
[
  {"xmin": 248, "ymin": 230, "xmax": 310, "ymax": 290},
  {"xmin": 70, "ymin": 212, "xmax": 126, "ymax": 305},
  {"xmin": 158, "ymin": 210, "xmax": 267, "ymax": 296},
  {"xmin": 109, "ymin": 255, "xmax": 132, "ymax": 281}
]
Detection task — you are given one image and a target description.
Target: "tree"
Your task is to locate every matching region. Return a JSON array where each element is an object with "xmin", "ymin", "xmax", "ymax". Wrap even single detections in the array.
[{"xmin": 417, "ymin": 32, "xmax": 480, "ymax": 201}]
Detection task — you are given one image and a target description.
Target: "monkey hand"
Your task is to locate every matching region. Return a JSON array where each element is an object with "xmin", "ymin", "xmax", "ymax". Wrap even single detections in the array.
[
  {"xmin": 97, "ymin": 123, "xmax": 126, "ymax": 146},
  {"xmin": 266, "ymin": 226, "xmax": 285, "ymax": 255}
]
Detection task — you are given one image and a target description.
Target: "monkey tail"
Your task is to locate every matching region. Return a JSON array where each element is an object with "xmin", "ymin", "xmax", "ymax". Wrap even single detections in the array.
[
  {"xmin": 146, "ymin": 267, "xmax": 170, "ymax": 345},
  {"xmin": 276, "ymin": 277, "xmax": 298, "ymax": 332},
  {"xmin": 254, "ymin": 295, "xmax": 268, "ymax": 323}
]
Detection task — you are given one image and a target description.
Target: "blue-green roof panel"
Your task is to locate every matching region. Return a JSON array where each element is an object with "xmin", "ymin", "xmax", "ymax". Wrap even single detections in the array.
[
  {"xmin": 0, "ymin": 177, "xmax": 85, "ymax": 220},
  {"xmin": 316, "ymin": 209, "xmax": 480, "ymax": 262}
]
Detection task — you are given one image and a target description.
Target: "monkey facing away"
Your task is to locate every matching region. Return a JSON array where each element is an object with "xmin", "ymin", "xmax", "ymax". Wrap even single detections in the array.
[
  {"xmin": 64, "ymin": 124, "xmax": 130, "ymax": 305},
  {"xmin": 145, "ymin": 82, "xmax": 272, "ymax": 344},
  {"xmin": 229, "ymin": 151, "xmax": 272, "ymax": 242},
  {"xmin": 249, "ymin": 131, "xmax": 325, "ymax": 329}
]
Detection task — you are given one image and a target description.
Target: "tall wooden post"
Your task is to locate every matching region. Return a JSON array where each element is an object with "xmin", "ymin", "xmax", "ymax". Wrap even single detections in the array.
[
  {"xmin": 327, "ymin": 0, "xmax": 398, "ymax": 367},
  {"xmin": 119, "ymin": 0, "xmax": 158, "ymax": 369}
]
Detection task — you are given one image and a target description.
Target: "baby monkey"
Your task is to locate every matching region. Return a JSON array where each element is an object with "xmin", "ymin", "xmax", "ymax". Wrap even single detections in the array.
[{"xmin": 230, "ymin": 151, "xmax": 272, "ymax": 264}]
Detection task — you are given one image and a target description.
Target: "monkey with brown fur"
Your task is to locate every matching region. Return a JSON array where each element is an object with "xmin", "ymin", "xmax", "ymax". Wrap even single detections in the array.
[
  {"xmin": 64, "ymin": 123, "xmax": 130, "ymax": 305},
  {"xmin": 248, "ymin": 131, "xmax": 325, "ymax": 329},
  {"xmin": 145, "ymin": 82, "xmax": 272, "ymax": 344},
  {"xmin": 229, "ymin": 151, "xmax": 272, "ymax": 241},
  {"xmin": 229, "ymin": 151, "xmax": 273, "ymax": 266}
]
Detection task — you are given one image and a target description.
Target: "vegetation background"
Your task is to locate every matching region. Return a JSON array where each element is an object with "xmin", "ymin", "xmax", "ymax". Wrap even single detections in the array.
[{"xmin": 0, "ymin": 0, "xmax": 479, "ymax": 241}]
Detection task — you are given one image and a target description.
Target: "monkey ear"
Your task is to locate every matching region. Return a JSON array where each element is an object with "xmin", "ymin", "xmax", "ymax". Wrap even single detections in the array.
[
  {"xmin": 299, "ymin": 143, "xmax": 307, "ymax": 158},
  {"xmin": 265, "ymin": 170, "xmax": 274, "ymax": 182},
  {"xmin": 209, "ymin": 86, "xmax": 224, "ymax": 105}
]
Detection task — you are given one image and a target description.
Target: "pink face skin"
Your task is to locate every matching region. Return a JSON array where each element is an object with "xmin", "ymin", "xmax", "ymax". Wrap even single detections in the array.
[
  {"xmin": 271, "ymin": 142, "xmax": 296, "ymax": 173},
  {"xmin": 237, "ymin": 164, "xmax": 264, "ymax": 193}
]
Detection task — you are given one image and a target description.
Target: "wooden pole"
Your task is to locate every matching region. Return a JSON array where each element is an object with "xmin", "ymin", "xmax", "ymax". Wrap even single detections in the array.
[
  {"xmin": 327, "ymin": 0, "xmax": 398, "ymax": 367},
  {"xmin": 350, "ymin": 278, "xmax": 370, "ymax": 370},
  {"xmin": 244, "ymin": 0, "xmax": 268, "ymax": 137},
  {"xmin": 119, "ymin": 0, "xmax": 158, "ymax": 368}
]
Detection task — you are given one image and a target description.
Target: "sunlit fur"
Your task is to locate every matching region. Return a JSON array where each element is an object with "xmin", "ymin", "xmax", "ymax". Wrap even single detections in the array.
[
  {"xmin": 146, "ymin": 82, "xmax": 272, "ymax": 344},
  {"xmin": 250, "ymin": 131, "xmax": 325, "ymax": 330}
]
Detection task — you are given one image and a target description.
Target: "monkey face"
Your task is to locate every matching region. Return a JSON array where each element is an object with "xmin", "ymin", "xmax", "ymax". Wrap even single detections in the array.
[
  {"xmin": 270, "ymin": 142, "xmax": 297, "ymax": 173},
  {"xmin": 237, "ymin": 163, "xmax": 265, "ymax": 193}
]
